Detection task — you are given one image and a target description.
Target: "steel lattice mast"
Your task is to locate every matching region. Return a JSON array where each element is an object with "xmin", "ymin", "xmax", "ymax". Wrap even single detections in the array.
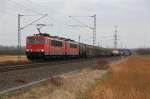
[
  {"xmin": 17, "ymin": 14, "xmax": 48, "ymax": 62},
  {"xmin": 69, "ymin": 14, "xmax": 96, "ymax": 47}
]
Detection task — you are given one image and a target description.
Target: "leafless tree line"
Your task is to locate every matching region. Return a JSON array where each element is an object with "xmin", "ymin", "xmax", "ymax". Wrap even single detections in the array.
[
  {"xmin": 135, "ymin": 48, "xmax": 150, "ymax": 55},
  {"xmin": 0, "ymin": 45, "xmax": 25, "ymax": 55},
  {"xmin": 0, "ymin": 45, "xmax": 149, "ymax": 55}
]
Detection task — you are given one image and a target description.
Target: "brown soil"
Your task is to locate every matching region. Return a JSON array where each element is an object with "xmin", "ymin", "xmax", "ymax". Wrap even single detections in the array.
[
  {"xmin": 0, "ymin": 55, "xmax": 28, "ymax": 64},
  {"xmin": 87, "ymin": 56, "xmax": 150, "ymax": 99}
]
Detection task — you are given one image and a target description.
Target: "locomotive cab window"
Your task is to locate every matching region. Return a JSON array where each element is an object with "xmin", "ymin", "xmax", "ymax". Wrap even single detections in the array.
[
  {"xmin": 51, "ymin": 40, "xmax": 63, "ymax": 47},
  {"xmin": 27, "ymin": 38, "xmax": 34, "ymax": 44},
  {"xmin": 36, "ymin": 38, "xmax": 45, "ymax": 44},
  {"xmin": 70, "ymin": 43, "xmax": 77, "ymax": 48},
  {"xmin": 27, "ymin": 38, "xmax": 45, "ymax": 44}
]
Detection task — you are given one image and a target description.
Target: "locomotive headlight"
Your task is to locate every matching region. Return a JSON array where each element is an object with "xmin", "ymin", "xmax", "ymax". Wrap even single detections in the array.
[
  {"xmin": 41, "ymin": 49, "xmax": 44, "ymax": 52},
  {"xmin": 26, "ymin": 49, "xmax": 32, "ymax": 52},
  {"xmin": 26, "ymin": 49, "xmax": 30, "ymax": 52}
]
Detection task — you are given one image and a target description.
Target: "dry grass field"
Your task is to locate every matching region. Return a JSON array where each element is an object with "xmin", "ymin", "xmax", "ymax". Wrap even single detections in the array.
[
  {"xmin": 0, "ymin": 58, "xmax": 118, "ymax": 99},
  {"xmin": 0, "ymin": 55, "xmax": 28, "ymax": 64},
  {"xmin": 4, "ymin": 68, "xmax": 107, "ymax": 99},
  {"xmin": 87, "ymin": 56, "xmax": 150, "ymax": 99}
]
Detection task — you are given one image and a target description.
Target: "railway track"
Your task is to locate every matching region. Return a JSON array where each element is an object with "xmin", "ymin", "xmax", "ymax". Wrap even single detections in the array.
[
  {"xmin": 0, "ymin": 56, "xmax": 123, "ymax": 96},
  {"xmin": 0, "ymin": 57, "xmax": 121, "ymax": 72},
  {"xmin": 0, "ymin": 59, "xmax": 88, "ymax": 72},
  {"xmin": 0, "ymin": 58, "xmax": 96, "ymax": 72}
]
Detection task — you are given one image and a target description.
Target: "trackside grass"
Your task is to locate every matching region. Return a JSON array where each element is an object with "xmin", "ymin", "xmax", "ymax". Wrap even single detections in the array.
[{"xmin": 87, "ymin": 56, "xmax": 150, "ymax": 99}]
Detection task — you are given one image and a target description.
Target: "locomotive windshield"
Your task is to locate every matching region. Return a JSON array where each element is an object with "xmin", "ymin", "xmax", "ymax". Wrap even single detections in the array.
[{"xmin": 27, "ymin": 37, "xmax": 45, "ymax": 44}]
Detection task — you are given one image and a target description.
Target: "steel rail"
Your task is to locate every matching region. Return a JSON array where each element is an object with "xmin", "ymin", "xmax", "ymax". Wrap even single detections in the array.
[{"xmin": 0, "ymin": 58, "xmax": 99, "ymax": 72}]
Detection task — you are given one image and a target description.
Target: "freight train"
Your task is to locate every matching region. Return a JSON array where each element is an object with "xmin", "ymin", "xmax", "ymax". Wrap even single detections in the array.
[{"xmin": 26, "ymin": 33, "xmax": 131, "ymax": 60}]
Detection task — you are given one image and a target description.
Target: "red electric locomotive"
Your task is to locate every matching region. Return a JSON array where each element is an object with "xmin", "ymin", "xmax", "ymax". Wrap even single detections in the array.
[{"xmin": 26, "ymin": 33, "xmax": 79, "ymax": 60}]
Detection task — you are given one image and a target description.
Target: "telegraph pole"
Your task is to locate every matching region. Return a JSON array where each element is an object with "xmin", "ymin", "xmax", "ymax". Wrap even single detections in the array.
[
  {"xmin": 78, "ymin": 35, "xmax": 81, "ymax": 55},
  {"xmin": 98, "ymin": 42, "xmax": 100, "ymax": 47},
  {"xmin": 18, "ymin": 14, "xmax": 22, "ymax": 62},
  {"xmin": 78, "ymin": 35, "xmax": 81, "ymax": 44},
  {"xmin": 114, "ymin": 25, "xmax": 118, "ymax": 49},
  {"xmin": 93, "ymin": 14, "xmax": 96, "ymax": 47}
]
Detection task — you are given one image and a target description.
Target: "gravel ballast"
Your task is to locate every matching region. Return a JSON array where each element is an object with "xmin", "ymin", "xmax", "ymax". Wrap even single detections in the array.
[{"xmin": 0, "ymin": 59, "xmax": 96, "ymax": 91}]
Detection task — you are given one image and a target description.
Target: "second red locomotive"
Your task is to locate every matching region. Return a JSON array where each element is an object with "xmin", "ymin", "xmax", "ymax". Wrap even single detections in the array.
[{"xmin": 26, "ymin": 33, "xmax": 79, "ymax": 60}]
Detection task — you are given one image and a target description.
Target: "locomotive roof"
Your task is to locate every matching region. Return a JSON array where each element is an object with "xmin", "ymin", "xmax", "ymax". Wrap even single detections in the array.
[{"xmin": 27, "ymin": 34, "xmax": 77, "ymax": 43}]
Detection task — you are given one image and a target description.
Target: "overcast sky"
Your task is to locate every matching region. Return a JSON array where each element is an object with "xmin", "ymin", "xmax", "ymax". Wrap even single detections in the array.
[{"xmin": 0, "ymin": 0, "xmax": 149, "ymax": 48}]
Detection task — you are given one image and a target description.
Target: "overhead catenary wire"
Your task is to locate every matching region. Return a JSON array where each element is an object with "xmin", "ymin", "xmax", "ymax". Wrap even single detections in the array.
[
  {"xmin": 69, "ymin": 16, "xmax": 93, "ymax": 30},
  {"xmin": 24, "ymin": 0, "xmax": 70, "ymax": 26},
  {"xmin": 1, "ymin": 0, "xmax": 44, "ymax": 16},
  {"xmin": 20, "ymin": 14, "xmax": 48, "ymax": 30},
  {"xmin": 2, "ymin": 1, "xmax": 99, "ymax": 47},
  {"xmin": 24, "ymin": 0, "xmax": 95, "ymax": 39},
  {"xmin": 24, "ymin": 0, "xmax": 93, "ymax": 42},
  {"xmin": 69, "ymin": 15, "xmax": 96, "ymax": 47},
  {"xmin": 24, "ymin": 0, "xmax": 67, "ymax": 17},
  {"xmin": 7, "ymin": 0, "xmax": 42, "ymax": 15},
  {"xmin": 0, "ymin": 1, "xmax": 21, "ymax": 15},
  {"xmin": 2, "ymin": 1, "xmax": 38, "ymax": 16}
]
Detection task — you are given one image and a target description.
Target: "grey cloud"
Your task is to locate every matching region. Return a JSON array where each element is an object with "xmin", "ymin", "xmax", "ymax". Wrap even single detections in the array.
[
  {"xmin": 0, "ymin": 0, "xmax": 6, "ymax": 16},
  {"xmin": 0, "ymin": 0, "xmax": 149, "ymax": 48}
]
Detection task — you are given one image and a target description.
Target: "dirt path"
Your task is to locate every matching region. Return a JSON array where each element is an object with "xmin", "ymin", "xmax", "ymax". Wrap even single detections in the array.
[{"xmin": 88, "ymin": 56, "xmax": 150, "ymax": 99}]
